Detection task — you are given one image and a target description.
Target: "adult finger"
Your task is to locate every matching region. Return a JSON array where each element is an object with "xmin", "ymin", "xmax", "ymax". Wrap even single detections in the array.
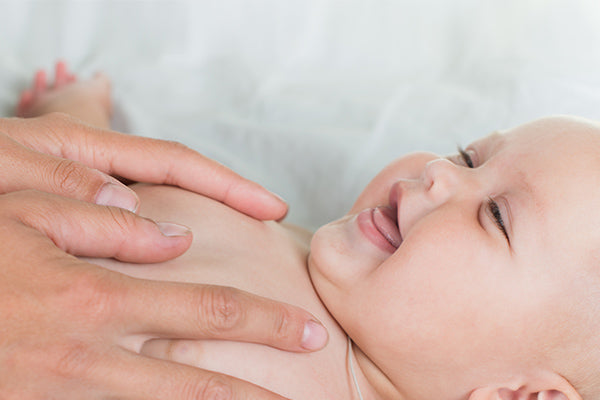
[
  {"xmin": 104, "ymin": 348, "xmax": 291, "ymax": 400},
  {"xmin": 1, "ymin": 190, "xmax": 191, "ymax": 263},
  {"xmin": 0, "ymin": 133, "xmax": 140, "ymax": 211},
  {"xmin": 122, "ymin": 281, "xmax": 328, "ymax": 352},
  {"xmin": 0, "ymin": 113, "xmax": 288, "ymax": 220}
]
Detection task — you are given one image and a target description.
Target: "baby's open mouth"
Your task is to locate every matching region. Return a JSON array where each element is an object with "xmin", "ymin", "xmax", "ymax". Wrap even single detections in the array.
[{"xmin": 373, "ymin": 206, "xmax": 402, "ymax": 248}]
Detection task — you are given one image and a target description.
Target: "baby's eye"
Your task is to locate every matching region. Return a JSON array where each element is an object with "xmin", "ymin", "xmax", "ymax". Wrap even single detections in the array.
[
  {"xmin": 487, "ymin": 198, "xmax": 510, "ymax": 244},
  {"xmin": 452, "ymin": 146, "xmax": 475, "ymax": 168}
]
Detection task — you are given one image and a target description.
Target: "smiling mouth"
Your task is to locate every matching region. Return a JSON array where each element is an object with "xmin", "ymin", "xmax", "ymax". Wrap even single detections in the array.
[
  {"xmin": 373, "ymin": 206, "xmax": 402, "ymax": 248},
  {"xmin": 357, "ymin": 206, "xmax": 402, "ymax": 253}
]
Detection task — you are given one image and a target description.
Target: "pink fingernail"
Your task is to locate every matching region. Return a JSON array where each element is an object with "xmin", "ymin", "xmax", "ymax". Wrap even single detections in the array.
[
  {"xmin": 301, "ymin": 320, "xmax": 328, "ymax": 351},
  {"xmin": 269, "ymin": 190, "xmax": 286, "ymax": 203},
  {"xmin": 157, "ymin": 222, "xmax": 191, "ymax": 237},
  {"xmin": 96, "ymin": 183, "xmax": 139, "ymax": 213}
]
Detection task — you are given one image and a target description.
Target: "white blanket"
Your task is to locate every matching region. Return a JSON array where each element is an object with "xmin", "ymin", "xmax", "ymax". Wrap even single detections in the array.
[{"xmin": 1, "ymin": 0, "xmax": 599, "ymax": 229}]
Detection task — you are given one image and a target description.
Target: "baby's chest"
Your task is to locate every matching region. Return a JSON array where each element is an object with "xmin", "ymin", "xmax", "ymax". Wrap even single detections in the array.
[
  {"xmin": 94, "ymin": 186, "xmax": 353, "ymax": 398},
  {"xmin": 123, "ymin": 236, "xmax": 351, "ymax": 398},
  {"xmin": 140, "ymin": 335, "xmax": 349, "ymax": 399}
]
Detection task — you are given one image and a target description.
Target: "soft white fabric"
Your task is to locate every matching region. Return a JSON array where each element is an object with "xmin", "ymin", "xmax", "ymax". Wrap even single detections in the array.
[{"xmin": 1, "ymin": 0, "xmax": 600, "ymax": 229}]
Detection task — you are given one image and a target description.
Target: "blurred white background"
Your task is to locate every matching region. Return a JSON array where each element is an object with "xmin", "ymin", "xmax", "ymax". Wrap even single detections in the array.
[{"xmin": 1, "ymin": 0, "xmax": 599, "ymax": 229}]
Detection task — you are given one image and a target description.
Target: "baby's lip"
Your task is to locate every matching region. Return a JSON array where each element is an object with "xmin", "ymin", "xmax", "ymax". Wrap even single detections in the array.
[
  {"xmin": 356, "ymin": 182, "xmax": 404, "ymax": 252},
  {"xmin": 373, "ymin": 206, "xmax": 402, "ymax": 248},
  {"xmin": 357, "ymin": 207, "xmax": 400, "ymax": 252}
]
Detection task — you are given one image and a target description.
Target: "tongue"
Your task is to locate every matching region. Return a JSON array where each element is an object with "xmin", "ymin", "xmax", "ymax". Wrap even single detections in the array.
[{"xmin": 373, "ymin": 207, "xmax": 402, "ymax": 248}]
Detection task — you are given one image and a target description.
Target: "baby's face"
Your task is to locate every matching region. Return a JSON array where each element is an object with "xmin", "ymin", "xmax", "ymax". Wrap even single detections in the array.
[{"xmin": 308, "ymin": 116, "xmax": 600, "ymax": 398}]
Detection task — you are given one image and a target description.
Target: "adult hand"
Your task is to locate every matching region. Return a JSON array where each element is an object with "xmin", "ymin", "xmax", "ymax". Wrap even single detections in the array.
[
  {"xmin": 0, "ymin": 112, "xmax": 287, "ymax": 219},
  {"xmin": 0, "ymin": 190, "xmax": 326, "ymax": 399}
]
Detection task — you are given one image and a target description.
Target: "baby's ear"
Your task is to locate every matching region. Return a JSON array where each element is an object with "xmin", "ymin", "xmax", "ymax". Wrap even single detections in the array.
[
  {"xmin": 469, "ymin": 387, "xmax": 577, "ymax": 400},
  {"xmin": 467, "ymin": 370, "xmax": 582, "ymax": 400},
  {"xmin": 536, "ymin": 390, "xmax": 569, "ymax": 400}
]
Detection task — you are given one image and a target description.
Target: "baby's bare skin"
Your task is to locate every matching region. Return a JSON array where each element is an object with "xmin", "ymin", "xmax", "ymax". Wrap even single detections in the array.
[{"xmin": 90, "ymin": 183, "xmax": 365, "ymax": 399}]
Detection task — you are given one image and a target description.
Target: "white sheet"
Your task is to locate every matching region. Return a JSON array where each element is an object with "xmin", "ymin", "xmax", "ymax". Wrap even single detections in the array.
[{"xmin": 1, "ymin": 0, "xmax": 600, "ymax": 229}]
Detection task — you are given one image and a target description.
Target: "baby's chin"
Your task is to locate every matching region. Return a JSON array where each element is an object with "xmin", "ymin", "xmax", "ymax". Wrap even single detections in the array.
[{"xmin": 307, "ymin": 214, "xmax": 391, "ymax": 299}]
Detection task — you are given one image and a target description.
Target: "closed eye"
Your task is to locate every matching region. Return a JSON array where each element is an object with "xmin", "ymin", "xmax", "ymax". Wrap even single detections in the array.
[
  {"xmin": 459, "ymin": 145, "xmax": 510, "ymax": 244},
  {"xmin": 458, "ymin": 146, "xmax": 474, "ymax": 168},
  {"xmin": 487, "ymin": 198, "xmax": 510, "ymax": 244}
]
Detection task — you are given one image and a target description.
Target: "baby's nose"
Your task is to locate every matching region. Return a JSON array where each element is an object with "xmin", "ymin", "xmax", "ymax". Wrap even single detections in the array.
[{"xmin": 421, "ymin": 158, "xmax": 463, "ymax": 201}]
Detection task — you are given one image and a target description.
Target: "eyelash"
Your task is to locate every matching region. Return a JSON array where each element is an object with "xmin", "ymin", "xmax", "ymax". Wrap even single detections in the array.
[
  {"xmin": 457, "ymin": 146, "xmax": 474, "ymax": 168},
  {"xmin": 457, "ymin": 146, "xmax": 510, "ymax": 243}
]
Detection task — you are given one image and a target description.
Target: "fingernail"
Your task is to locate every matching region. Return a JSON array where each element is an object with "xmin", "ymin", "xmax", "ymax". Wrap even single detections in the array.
[
  {"xmin": 96, "ymin": 183, "xmax": 139, "ymax": 213},
  {"xmin": 269, "ymin": 190, "xmax": 286, "ymax": 204},
  {"xmin": 301, "ymin": 320, "xmax": 328, "ymax": 351},
  {"xmin": 268, "ymin": 190, "xmax": 289, "ymax": 222},
  {"xmin": 156, "ymin": 222, "xmax": 191, "ymax": 237}
]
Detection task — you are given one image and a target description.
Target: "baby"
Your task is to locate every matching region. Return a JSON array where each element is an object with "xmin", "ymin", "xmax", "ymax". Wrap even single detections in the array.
[{"xmin": 17, "ymin": 63, "xmax": 599, "ymax": 399}]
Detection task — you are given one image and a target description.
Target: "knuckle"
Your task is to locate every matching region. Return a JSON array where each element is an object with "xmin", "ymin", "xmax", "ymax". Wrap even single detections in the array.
[
  {"xmin": 164, "ymin": 139, "xmax": 192, "ymax": 153},
  {"xmin": 50, "ymin": 340, "xmax": 98, "ymax": 380},
  {"xmin": 183, "ymin": 375, "xmax": 233, "ymax": 400},
  {"xmin": 59, "ymin": 269, "xmax": 118, "ymax": 325},
  {"xmin": 106, "ymin": 205, "xmax": 138, "ymax": 233},
  {"xmin": 39, "ymin": 112, "xmax": 79, "ymax": 141},
  {"xmin": 161, "ymin": 140, "xmax": 193, "ymax": 184},
  {"xmin": 43, "ymin": 111, "xmax": 101, "ymax": 144},
  {"xmin": 198, "ymin": 286, "xmax": 244, "ymax": 335},
  {"xmin": 272, "ymin": 307, "xmax": 295, "ymax": 344},
  {"xmin": 49, "ymin": 158, "xmax": 89, "ymax": 196}
]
